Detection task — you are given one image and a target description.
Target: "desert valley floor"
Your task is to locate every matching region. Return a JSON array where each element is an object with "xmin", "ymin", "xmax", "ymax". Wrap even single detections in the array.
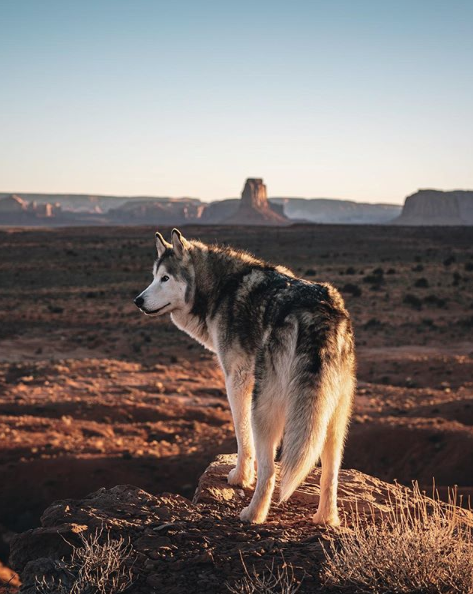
[{"xmin": 0, "ymin": 224, "xmax": 472, "ymax": 573}]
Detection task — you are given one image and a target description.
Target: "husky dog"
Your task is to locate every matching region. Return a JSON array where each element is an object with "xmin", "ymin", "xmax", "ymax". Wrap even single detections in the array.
[{"xmin": 135, "ymin": 229, "xmax": 355, "ymax": 525}]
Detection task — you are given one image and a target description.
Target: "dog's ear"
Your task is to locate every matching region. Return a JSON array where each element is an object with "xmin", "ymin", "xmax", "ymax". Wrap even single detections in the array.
[
  {"xmin": 171, "ymin": 228, "xmax": 189, "ymax": 259},
  {"xmin": 155, "ymin": 232, "xmax": 171, "ymax": 258}
]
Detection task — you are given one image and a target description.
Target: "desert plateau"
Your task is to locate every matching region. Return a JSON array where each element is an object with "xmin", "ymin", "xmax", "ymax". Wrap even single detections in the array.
[{"xmin": 0, "ymin": 223, "xmax": 472, "ymax": 592}]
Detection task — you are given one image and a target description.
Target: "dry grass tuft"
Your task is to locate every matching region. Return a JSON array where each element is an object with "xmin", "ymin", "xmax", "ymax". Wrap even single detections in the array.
[
  {"xmin": 320, "ymin": 482, "xmax": 473, "ymax": 594},
  {"xmin": 226, "ymin": 554, "xmax": 302, "ymax": 594},
  {"xmin": 35, "ymin": 528, "xmax": 134, "ymax": 594}
]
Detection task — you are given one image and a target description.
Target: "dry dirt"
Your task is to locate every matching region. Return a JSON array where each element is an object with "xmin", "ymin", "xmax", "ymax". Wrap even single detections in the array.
[{"xmin": 1, "ymin": 224, "xmax": 473, "ymax": 589}]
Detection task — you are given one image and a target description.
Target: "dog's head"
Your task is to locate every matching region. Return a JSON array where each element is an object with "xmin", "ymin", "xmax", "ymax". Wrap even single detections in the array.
[{"xmin": 134, "ymin": 229, "xmax": 194, "ymax": 317}]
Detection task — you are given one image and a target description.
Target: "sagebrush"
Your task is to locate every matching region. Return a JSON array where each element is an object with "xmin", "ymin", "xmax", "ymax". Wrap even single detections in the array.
[
  {"xmin": 320, "ymin": 482, "xmax": 473, "ymax": 594},
  {"xmin": 226, "ymin": 555, "xmax": 302, "ymax": 594},
  {"xmin": 35, "ymin": 528, "xmax": 134, "ymax": 594}
]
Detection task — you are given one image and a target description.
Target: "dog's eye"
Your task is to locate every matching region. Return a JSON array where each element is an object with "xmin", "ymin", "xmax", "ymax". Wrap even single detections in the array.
[{"xmin": 161, "ymin": 275, "xmax": 169, "ymax": 283}]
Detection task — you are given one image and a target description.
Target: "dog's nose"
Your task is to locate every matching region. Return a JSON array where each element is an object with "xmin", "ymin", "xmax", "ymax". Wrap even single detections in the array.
[{"xmin": 134, "ymin": 296, "xmax": 144, "ymax": 308}]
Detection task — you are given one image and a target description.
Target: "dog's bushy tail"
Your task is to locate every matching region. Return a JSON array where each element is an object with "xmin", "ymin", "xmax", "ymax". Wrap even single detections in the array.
[{"xmin": 279, "ymin": 332, "xmax": 352, "ymax": 503}]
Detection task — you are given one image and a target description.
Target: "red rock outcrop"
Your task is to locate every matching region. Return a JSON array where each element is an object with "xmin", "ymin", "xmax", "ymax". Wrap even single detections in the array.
[
  {"xmin": 10, "ymin": 454, "xmax": 469, "ymax": 594},
  {"xmin": 224, "ymin": 179, "xmax": 289, "ymax": 226},
  {"xmin": 393, "ymin": 189, "xmax": 473, "ymax": 225}
]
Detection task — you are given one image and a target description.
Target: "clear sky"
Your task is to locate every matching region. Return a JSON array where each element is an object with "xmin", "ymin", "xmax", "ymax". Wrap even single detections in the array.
[{"xmin": 1, "ymin": 0, "xmax": 472, "ymax": 204}]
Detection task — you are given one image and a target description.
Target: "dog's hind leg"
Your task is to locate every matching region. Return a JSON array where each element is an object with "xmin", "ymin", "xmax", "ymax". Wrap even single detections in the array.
[
  {"xmin": 312, "ymin": 377, "xmax": 353, "ymax": 526},
  {"xmin": 225, "ymin": 367, "xmax": 256, "ymax": 488},
  {"xmin": 240, "ymin": 377, "xmax": 285, "ymax": 524}
]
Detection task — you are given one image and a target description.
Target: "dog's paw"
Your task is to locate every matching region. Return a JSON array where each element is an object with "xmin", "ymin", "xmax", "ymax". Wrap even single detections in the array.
[
  {"xmin": 312, "ymin": 510, "xmax": 341, "ymax": 527},
  {"xmin": 240, "ymin": 505, "xmax": 266, "ymax": 524},
  {"xmin": 227, "ymin": 466, "xmax": 255, "ymax": 488}
]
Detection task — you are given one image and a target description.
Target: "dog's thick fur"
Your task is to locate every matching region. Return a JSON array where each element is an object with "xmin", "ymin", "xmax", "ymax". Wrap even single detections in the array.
[{"xmin": 135, "ymin": 229, "xmax": 355, "ymax": 525}]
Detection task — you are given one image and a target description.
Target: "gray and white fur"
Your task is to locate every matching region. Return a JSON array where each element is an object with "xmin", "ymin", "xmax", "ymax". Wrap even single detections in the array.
[{"xmin": 135, "ymin": 229, "xmax": 355, "ymax": 525}]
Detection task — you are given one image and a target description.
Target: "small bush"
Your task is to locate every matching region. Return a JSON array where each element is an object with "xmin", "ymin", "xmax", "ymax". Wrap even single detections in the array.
[
  {"xmin": 305, "ymin": 268, "xmax": 317, "ymax": 277},
  {"xmin": 412, "ymin": 264, "xmax": 424, "ymax": 272},
  {"xmin": 345, "ymin": 267, "xmax": 356, "ymax": 275},
  {"xmin": 341, "ymin": 283, "xmax": 362, "ymax": 297},
  {"xmin": 452, "ymin": 271, "xmax": 462, "ymax": 286},
  {"xmin": 443, "ymin": 255, "xmax": 456, "ymax": 267},
  {"xmin": 320, "ymin": 483, "xmax": 473, "ymax": 594},
  {"xmin": 421, "ymin": 318, "xmax": 435, "ymax": 327},
  {"xmin": 403, "ymin": 294, "xmax": 422, "ymax": 309},
  {"xmin": 465, "ymin": 262, "xmax": 473, "ymax": 272},
  {"xmin": 35, "ymin": 529, "xmax": 134, "ymax": 594},
  {"xmin": 414, "ymin": 278, "xmax": 429, "ymax": 288},
  {"xmin": 227, "ymin": 555, "xmax": 302, "ymax": 594},
  {"xmin": 364, "ymin": 318, "xmax": 382, "ymax": 329},
  {"xmin": 363, "ymin": 275, "xmax": 384, "ymax": 286},
  {"xmin": 424, "ymin": 294, "xmax": 447, "ymax": 308}
]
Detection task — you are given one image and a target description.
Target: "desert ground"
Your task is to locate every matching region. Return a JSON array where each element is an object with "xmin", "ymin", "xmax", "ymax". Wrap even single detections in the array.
[{"xmin": 1, "ymin": 224, "xmax": 473, "ymax": 588}]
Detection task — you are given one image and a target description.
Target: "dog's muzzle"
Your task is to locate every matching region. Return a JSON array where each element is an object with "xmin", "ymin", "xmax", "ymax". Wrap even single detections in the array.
[{"xmin": 134, "ymin": 296, "xmax": 171, "ymax": 315}]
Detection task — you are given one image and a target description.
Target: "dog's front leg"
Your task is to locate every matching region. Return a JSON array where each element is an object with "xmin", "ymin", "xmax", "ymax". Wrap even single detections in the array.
[{"xmin": 225, "ymin": 369, "xmax": 255, "ymax": 488}]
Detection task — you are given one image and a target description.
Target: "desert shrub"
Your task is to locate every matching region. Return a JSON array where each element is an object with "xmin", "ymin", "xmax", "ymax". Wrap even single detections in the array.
[
  {"xmin": 363, "ymin": 275, "xmax": 384, "ymax": 286},
  {"xmin": 227, "ymin": 556, "xmax": 302, "ymax": 594},
  {"xmin": 345, "ymin": 266, "xmax": 356, "ymax": 275},
  {"xmin": 305, "ymin": 268, "xmax": 317, "ymax": 277},
  {"xmin": 421, "ymin": 318, "xmax": 435, "ymax": 327},
  {"xmin": 320, "ymin": 483, "xmax": 473, "ymax": 594},
  {"xmin": 35, "ymin": 529, "xmax": 134, "ymax": 594},
  {"xmin": 412, "ymin": 264, "xmax": 424, "ymax": 272},
  {"xmin": 443, "ymin": 255, "xmax": 456, "ymax": 267},
  {"xmin": 463, "ymin": 315, "xmax": 473, "ymax": 328},
  {"xmin": 423, "ymin": 294, "xmax": 447, "ymax": 308},
  {"xmin": 372, "ymin": 267, "xmax": 384, "ymax": 276},
  {"xmin": 452, "ymin": 271, "xmax": 462, "ymax": 286},
  {"xmin": 465, "ymin": 262, "xmax": 473, "ymax": 272},
  {"xmin": 386, "ymin": 268, "xmax": 396, "ymax": 275},
  {"xmin": 341, "ymin": 283, "xmax": 362, "ymax": 297},
  {"xmin": 414, "ymin": 277, "xmax": 429, "ymax": 288},
  {"xmin": 403, "ymin": 294, "xmax": 422, "ymax": 309},
  {"xmin": 364, "ymin": 318, "xmax": 382, "ymax": 329}
]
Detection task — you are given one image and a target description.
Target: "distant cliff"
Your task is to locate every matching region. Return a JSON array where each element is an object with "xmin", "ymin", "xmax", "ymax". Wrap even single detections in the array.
[
  {"xmin": 0, "ymin": 194, "xmax": 63, "ymax": 224},
  {"xmin": 271, "ymin": 198, "xmax": 401, "ymax": 224},
  {"xmin": 393, "ymin": 190, "xmax": 473, "ymax": 225},
  {"xmin": 13, "ymin": 185, "xmax": 473, "ymax": 227},
  {"xmin": 108, "ymin": 198, "xmax": 204, "ymax": 225}
]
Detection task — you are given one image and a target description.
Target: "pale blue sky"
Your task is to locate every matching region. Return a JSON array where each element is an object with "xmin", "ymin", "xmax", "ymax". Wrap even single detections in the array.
[{"xmin": 1, "ymin": 0, "xmax": 472, "ymax": 203}]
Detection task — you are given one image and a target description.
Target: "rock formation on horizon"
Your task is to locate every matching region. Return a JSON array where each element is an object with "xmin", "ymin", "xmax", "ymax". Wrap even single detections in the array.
[
  {"xmin": 393, "ymin": 189, "xmax": 473, "ymax": 225},
  {"xmin": 0, "ymin": 188, "xmax": 403, "ymax": 227},
  {"xmin": 224, "ymin": 178, "xmax": 289, "ymax": 226},
  {"xmin": 0, "ymin": 194, "xmax": 62, "ymax": 224}
]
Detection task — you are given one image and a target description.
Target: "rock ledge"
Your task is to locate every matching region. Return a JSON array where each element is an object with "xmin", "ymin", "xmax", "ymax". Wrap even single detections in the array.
[{"xmin": 9, "ymin": 455, "xmax": 435, "ymax": 593}]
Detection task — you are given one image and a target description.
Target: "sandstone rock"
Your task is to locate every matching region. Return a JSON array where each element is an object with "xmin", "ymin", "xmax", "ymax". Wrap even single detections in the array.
[
  {"xmin": 9, "ymin": 523, "xmax": 88, "ymax": 574},
  {"xmin": 199, "ymin": 198, "xmax": 240, "ymax": 223},
  {"xmin": 241, "ymin": 178, "xmax": 268, "ymax": 211},
  {"xmin": 10, "ymin": 454, "xmax": 470, "ymax": 593},
  {"xmin": 195, "ymin": 454, "xmax": 399, "ymax": 519},
  {"xmin": 0, "ymin": 195, "xmax": 28, "ymax": 213},
  {"xmin": 394, "ymin": 189, "xmax": 473, "ymax": 225},
  {"xmin": 224, "ymin": 179, "xmax": 289, "ymax": 226}
]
